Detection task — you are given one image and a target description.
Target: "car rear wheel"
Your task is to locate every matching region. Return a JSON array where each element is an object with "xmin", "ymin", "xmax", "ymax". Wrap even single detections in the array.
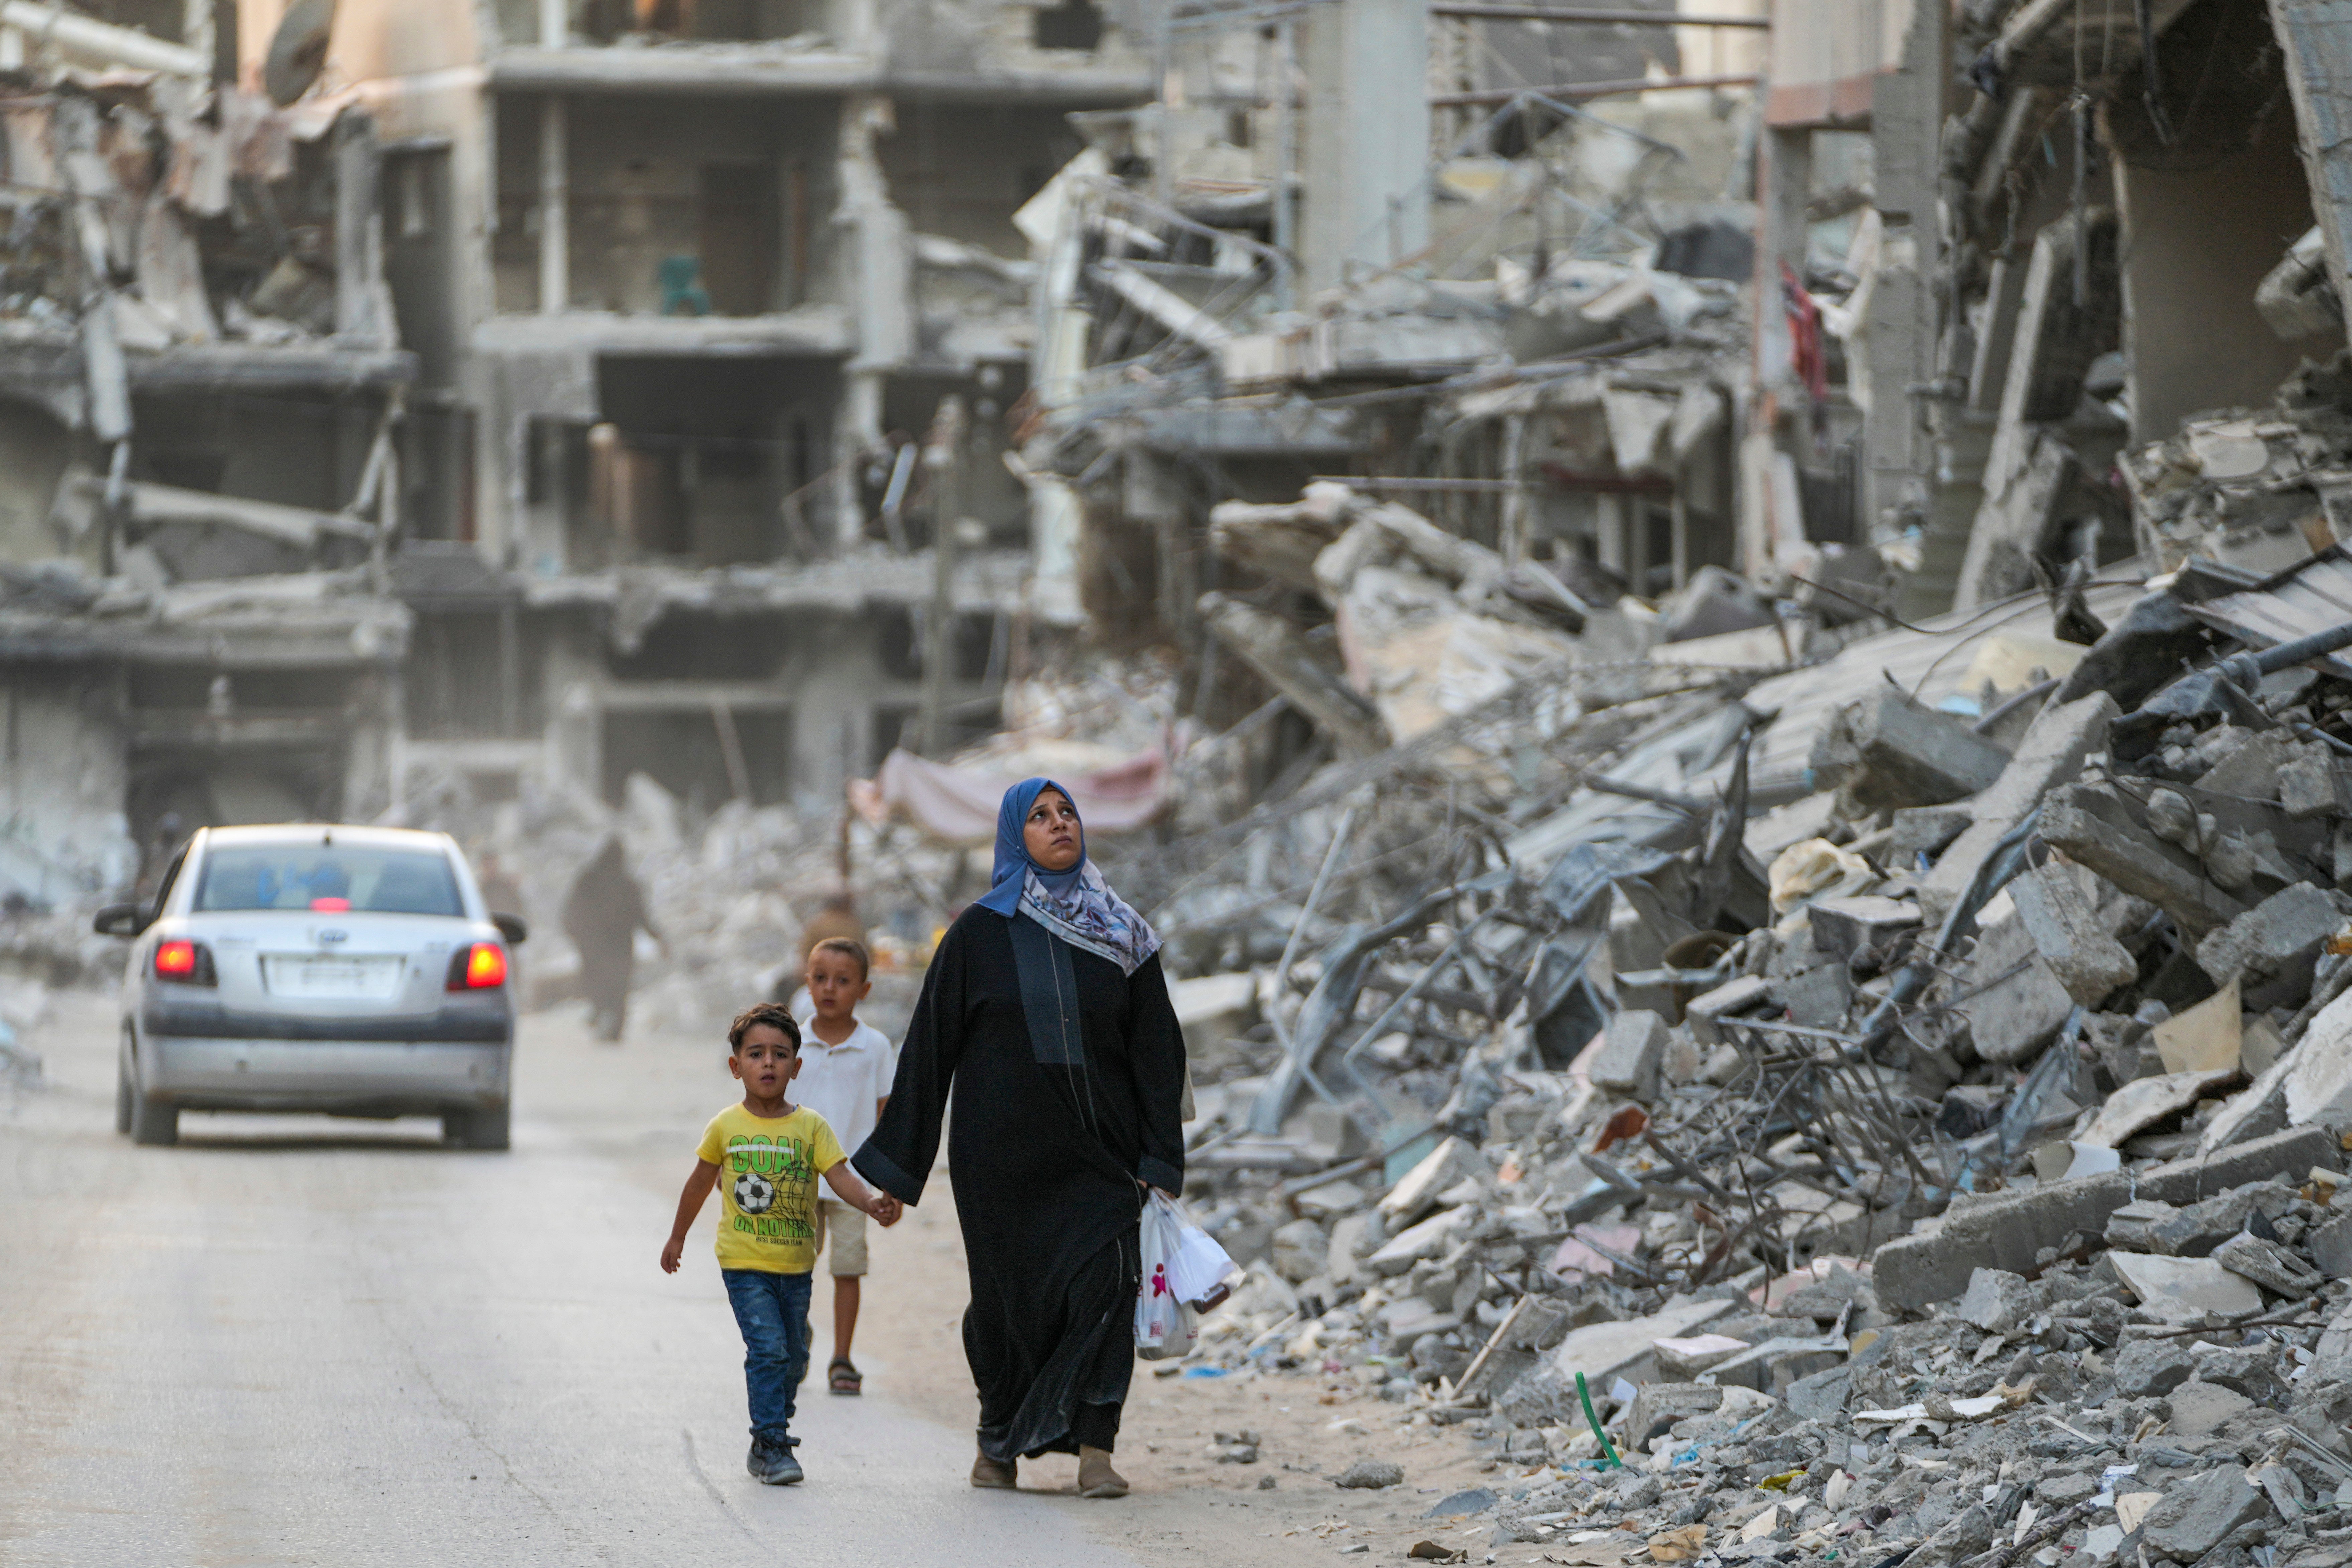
[
  {"xmin": 128, "ymin": 1082, "xmax": 179, "ymax": 1146},
  {"xmin": 444, "ymin": 1102, "xmax": 510, "ymax": 1151},
  {"xmin": 115, "ymin": 1055, "xmax": 133, "ymax": 1135}
]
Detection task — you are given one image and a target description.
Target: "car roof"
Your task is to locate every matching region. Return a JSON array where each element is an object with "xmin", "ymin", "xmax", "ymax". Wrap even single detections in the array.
[{"xmin": 197, "ymin": 824, "xmax": 460, "ymax": 854}]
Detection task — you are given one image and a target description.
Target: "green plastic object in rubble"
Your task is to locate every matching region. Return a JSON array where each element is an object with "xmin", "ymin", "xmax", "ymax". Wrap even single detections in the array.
[{"xmin": 1575, "ymin": 1370, "xmax": 1622, "ymax": 1469}]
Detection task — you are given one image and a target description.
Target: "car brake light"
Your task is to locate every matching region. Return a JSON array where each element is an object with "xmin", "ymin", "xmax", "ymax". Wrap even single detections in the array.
[
  {"xmin": 154, "ymin": 940, "xmax": 217, "ymax": 986},
  {"xmin": 447, "ymin": 943, "xmax": 507, "ymax": 990},
  {"xmin": 310, "ymin": 897, "xmax": 351, "ymax": 912}
]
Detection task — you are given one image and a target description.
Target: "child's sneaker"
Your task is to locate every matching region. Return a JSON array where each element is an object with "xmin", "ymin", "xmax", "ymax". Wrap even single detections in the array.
[
  {"xmin": 748, "ymin": 1434, "xmax": 803, "ymax": 1484},
  {"xmin": 752, "ymin": 1439, "xmax": 809, "ymax": 1485}
]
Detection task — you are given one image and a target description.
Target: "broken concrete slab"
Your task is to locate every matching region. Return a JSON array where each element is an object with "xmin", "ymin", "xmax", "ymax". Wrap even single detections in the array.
[
  {"xmin": 1809, "ymin": 685, "xmax": 2012, "ymax": 816},
  {"xmin": 1686, "ymin": 974, "xmax": 1772, "ymax": 1047},
  {"xmin": 1891, "ymin": 805, "xmax": 1976, "ymax": 870},
  {"xmin": 1783, "ymin": 1363, "xmax": 1853, "ymax": 1421},
  {"xmin": 1701, "ymin": 1334, "xmax": 1844, "ymax": 1393},
  {"xmin": 2149, "ymin": 1124, "xmax": 2341, "ymax": 1202},
  {"xmin": 2010, "ymin": 861, "xmax": 2140, "ymax": 1005},
  {"xmin": 1873, "ymin": 1171, "xmax": 2135, "ymax": 1311},
  {"xmin": 2140, "ymin": 1464, "xmax": 2272, "ymax": 1559},
  {"xmin": 2312, "ymin": 1214, "xmax": 2352, "ymax": 1278},
  {"xmin": 2286, "ymin": 988, "xmax": 2352, "ymax": 1130},
  {"xmin": 2164, "ymin": 1378, "xmax": 2258, "ymax": 1435},
  {"xmin": 1921, "ymin": 693, "xmax": 2120, "ymax": 924},
  {"xmin": 2144, "ymin": 1185, "xmax": 2285, "ymax": 1257},
  {"xmin": 1367, "ymin": 1205, "xmax": 1474, "ymax": 1275},
  {"xmin": 2075, "ymin": 1066, "xmax": 2242, "ymax": 1149},
  {"xmin": 1495, "ymin": 1298, "xmax": 1736, "ymax": 1426},
  {"xmin": 2214, "ymin": 1230, "xmax": 2324, "ymax": 1295},
  {"xmin": 1962, "ymin": 957, "xmax": 2079, "ymax": 1065},
  {"xmin": 2108, "ymin": 1251, "xmax": 2267, "ymax": 1324},
  {"xmin": 1956, "ymin": 1267, "xmax": 2038, "ymax": 1334},
  {"xmin": 1380, "ymin": 1136, "xmax": 1484, "ymax": 1226},
  {"xmin": 1653, "ymin": 1333, "xmax": 1750, "ymax": 1380},
  {"xmin": 2194, "ymin": 727, "xmax": 2307, "ymax": 801},
  {"xmin": 2038, "ymin": 782, "xmax": 2251, "ymax": 939},
  {"xmin": 1621, "ymin": 1381, "xmax": 1725, "ymax": 1447},
  {"xmin": 2113, "ymin": 1336, "xmax": 2199, "ymax": 1398},
  {"xmin": 1806, "ymin": 895, "xmax": 1922, "ymax": 965},
  {"xmin": 2196, "ymin": 882, "xmax": 2348, "ymax": 999},
  {"xmin": 1778, "ymin": 963, "xmax": 1856, "ymax": 1030},
  {"xmin": 1590, "ymin": 1009, "xmax": 1669, "ymax": 1102}
]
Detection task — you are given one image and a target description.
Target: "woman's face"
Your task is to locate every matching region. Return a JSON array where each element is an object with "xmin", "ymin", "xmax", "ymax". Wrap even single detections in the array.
[{"xmin": 1023, "ymin": 789, "xmax": 1083, "ymax": 872}]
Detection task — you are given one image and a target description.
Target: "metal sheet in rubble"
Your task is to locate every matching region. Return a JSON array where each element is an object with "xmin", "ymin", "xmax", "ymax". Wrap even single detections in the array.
[{"xmin": 2184, "ymin": 544, "xmax": 2352, "ymax": 679}]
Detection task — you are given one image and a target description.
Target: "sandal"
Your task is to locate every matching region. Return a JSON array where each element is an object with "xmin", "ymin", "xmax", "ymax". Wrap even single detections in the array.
[{"xmin": 828, "ymin": 1357, "xmax": 863, "ymax": 1396}]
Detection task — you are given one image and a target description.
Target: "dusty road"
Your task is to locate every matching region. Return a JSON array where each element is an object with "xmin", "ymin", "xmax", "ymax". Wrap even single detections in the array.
[{"xmin": 0, "ymin": 993, "xmax": 1511, "ymax": 1568}]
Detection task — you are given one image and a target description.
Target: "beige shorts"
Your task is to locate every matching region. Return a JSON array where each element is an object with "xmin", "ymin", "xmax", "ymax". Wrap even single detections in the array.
[{"xmin": 814, "ymin": 1198, "xmax": 868, "ymax": 1276}]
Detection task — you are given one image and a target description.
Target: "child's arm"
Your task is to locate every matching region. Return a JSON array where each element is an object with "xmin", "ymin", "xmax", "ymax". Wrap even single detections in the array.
[
  {"xmin": 824, "ymin": 1160, "xmax": 902, "ymax": 1226},
  {"xmin": 660, "ymin": 1159, "xmax": 722, "ymax": 1273}
]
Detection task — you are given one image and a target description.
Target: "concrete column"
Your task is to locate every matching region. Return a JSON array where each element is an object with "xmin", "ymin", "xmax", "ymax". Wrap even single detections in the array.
[
  {"xmin": 831, "ymin": 370, "xmax": 884, "ymax": 550},
  {"xmin": 538, "ymin": 96, "xmax": 567, "ymax": 316},
  {"xmin": 179, "ymin": 0, "xmax": 212, "ymax": 79},
  {"xmin": 1755, "ymin": 127, "xmax": 1810, "ymax": 397},
  {"xmin": 539, "ymin": 0, "xmax": 567, "ymax": 46},
  {"xmin": 1298, "ymin": 0, "xmax": 1429, "ymax": 292},
  {"xmin": 334, "ymin": 110, "xmax": 385, "ymax": 343}
]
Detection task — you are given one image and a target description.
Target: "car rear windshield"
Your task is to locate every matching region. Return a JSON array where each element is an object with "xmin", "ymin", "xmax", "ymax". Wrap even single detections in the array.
[{"xmin": 192, "ymin": 845, "xmax": 464, "ymax": 916}]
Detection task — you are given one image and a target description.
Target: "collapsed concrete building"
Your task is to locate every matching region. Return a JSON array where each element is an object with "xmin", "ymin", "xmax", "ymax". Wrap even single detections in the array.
[
  {"xmin": 0, "ymin": 0, "xmax": 1149, "ymax": 915},
  {"xmin": 1755, "ymin": 0, "xmax": 2352, "ymax": 615}
]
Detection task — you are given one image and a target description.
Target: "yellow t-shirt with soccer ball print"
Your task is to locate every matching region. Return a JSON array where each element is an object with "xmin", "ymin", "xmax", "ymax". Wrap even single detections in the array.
[{"xmin": 696, "ymin": 1103, "xmax": 847, "ymax": 1273}]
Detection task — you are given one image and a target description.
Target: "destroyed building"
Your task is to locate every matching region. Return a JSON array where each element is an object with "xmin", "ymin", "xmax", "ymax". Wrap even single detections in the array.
[{"xmin": 0, "ymin": 0, "xmax": 1164, "ymax": 925}]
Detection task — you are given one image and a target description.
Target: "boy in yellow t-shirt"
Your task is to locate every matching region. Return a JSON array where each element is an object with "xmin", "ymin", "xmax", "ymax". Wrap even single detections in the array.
[{"xmin": 661, "ymin": 1001, "xmax": 901, "ymax": 1486}]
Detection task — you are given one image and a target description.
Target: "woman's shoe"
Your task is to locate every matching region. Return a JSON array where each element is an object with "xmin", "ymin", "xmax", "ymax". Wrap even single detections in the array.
[
  {"xmin": 1076, "ymin": 1446, "xmax": 1128, "ymax": 1498},
  {"xmin": 971, "ymin": 1450, "xmax": 1018, "ymax": 1489},
  {"xmin": 829, "ymin": 1358, "xmax": 863, "ymax": 1396}
]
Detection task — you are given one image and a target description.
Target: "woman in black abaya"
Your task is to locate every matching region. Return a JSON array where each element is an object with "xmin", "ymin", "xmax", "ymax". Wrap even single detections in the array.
[{"xmin": 850, "ymin": 778, "xmax": 1185, "ymax": 1497}]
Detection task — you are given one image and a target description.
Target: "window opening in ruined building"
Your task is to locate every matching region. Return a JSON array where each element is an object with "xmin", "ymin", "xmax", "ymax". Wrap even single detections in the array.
[
  {"xmin": 605, "ymin": 613, "xmax": 790, "ymax": 682},
  {"xmin": 1033, "ymin": 0, "xmax": 1103, "ymax": 51},
  {"xmin": 698, "ymin": 163, "xmax": 779, "ymax": 317},
  {"xmin": 80, "ymin": 0, "xmax": 183, "ymax": 43},
  {"xmin": 410, "ymin": 612, "xmax": 538, "ymax": 739},
  {"xmin": 600, "ymin": 704, "xmax": 793, "ymax": 809}
]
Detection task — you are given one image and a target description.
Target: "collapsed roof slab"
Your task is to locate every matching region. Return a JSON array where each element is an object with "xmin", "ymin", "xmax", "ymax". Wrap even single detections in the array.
[
  {"xmin": 0, "ymin": 328, "xmax": 416, "ymax": 433},
  {"xmin": 2273, "ymin": 0, "xmax": 2352, "ymax": 342}
]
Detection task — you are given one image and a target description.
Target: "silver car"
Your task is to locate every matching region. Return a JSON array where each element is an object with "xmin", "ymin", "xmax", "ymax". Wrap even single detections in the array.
[{"xmin": 96, "ymin": 824, "xmax": 526, "ymax": 1149}]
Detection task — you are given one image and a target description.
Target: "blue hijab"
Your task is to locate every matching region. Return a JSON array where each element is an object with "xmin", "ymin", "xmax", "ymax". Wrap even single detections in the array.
[{"xmin": 976, "ymin": 777, "xmax": 1162, "ymax": 977}]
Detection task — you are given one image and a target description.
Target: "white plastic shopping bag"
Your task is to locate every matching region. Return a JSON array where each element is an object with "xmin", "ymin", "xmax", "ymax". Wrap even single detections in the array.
[
  {"xmin": 1151, "ymin": 1191, "xmax": 1245, "ymax": 1311},
  {"xmin": 1135, "ymin": 1195, "xmax": 1198, "ymax": 1358}
]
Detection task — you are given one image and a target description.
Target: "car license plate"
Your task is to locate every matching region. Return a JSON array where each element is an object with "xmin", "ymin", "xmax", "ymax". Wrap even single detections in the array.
[{"xmin": 262, "ymin": 955, "xmax": 403, "ymax": 1001}]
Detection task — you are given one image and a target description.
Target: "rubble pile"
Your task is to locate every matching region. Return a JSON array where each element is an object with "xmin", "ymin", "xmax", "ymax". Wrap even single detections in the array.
[
  {"xmin": 1132, "ymin": 507, "xmax": 2352, "ymax": 1568},
  {"xmin": 2127, "ymin": 357, "xmax": 2352, "ymax": 579}
]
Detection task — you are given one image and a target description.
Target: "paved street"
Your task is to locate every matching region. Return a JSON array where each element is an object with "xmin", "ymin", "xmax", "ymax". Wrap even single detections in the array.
[{"xmin": 0, "ymin": 993, "xmax": 1154, "ymax": 1567}]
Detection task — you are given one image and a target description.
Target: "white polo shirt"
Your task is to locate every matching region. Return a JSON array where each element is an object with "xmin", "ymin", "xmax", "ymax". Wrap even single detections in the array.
[{"xmin": 794, "ymin": 1019, "xmax": 897, "ymax": 1164}]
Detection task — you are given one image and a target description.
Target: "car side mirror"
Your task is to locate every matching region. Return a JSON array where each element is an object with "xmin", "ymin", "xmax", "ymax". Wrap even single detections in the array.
[
  {"xmin": 93, "ymin": 903, "xmax": 144, "ymax": 937},
  {"xmin": 492, "ymin": 913, "xmax": 528, "ymax": 945}
]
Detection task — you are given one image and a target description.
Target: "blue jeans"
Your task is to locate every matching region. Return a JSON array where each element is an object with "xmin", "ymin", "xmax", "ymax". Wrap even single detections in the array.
[{"xmin": 722, "ymin": 1268, "xmax": 813, "ymax": 1444}]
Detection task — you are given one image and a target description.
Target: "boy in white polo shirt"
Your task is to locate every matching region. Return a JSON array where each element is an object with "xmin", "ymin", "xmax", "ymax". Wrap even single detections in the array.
[{"xmin": 794, "ymin": 937, "xmax": 897, "ymax": 1396}]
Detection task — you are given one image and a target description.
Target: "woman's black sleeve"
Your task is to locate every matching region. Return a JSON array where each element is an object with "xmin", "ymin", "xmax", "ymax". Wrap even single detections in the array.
[
  {"xmin": 1125, "ymin": 950, "xmax": 1188, "ymax": 1194},
  {"xmin": 851, "ymin": 919, "xmax": 966, "ymax": 1205}
]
